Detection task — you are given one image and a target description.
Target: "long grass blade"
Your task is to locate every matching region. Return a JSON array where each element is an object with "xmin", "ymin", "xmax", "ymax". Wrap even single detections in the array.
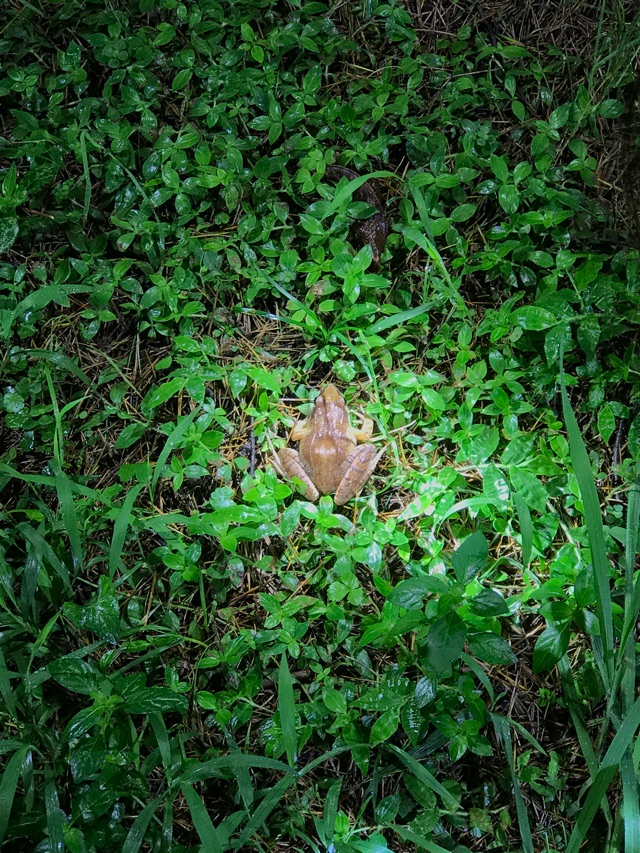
[
  {"xmin": 149, "ymin": 713, "xmax": 172, "ymax": 779},
  {"xmin": 183, "ymin": 754, "xmax": 294, "ymax": 783},
  {"xmin": 279, "ymin": 653, "xmax": 297, "ymax": 766},
  {"xmin": 109, "ymin": 483, "xmax": 143, "ymax": 579},
  {"xmin": 181, "ymin": 782, "xmax": 223, "ymax": 853},
  {"xmin": 233, "ymin": 774, "xmax": 297, "ymax": 850},
  {"xmin": 0, "ymin": 651, "xmax": 16, "ymax": 718},
  {"xmin": 20, "ymin": 349, "xmax": 92, "ymax": 385},
  {"xmin": 150, "ymin": 408, "xmax": 199, "ymax": 501},
  {"xmin": 222, "ymin": 727, "xmax": 254, "ymax": 808},
  {"xmin": 491, "ymin": 714, "xmax": 534, "ymax": 853},
  {"xmin": 560, "ymin": 372, "xmax": 613, "ymax": 687},
  {"xmin": 386, "ymin": 744, "xmax": 458, "ymax": 808},
  {"xmin": 512, "ymin": 492, "xmax": 533, "ymax": 568},
  {"xmin": 566, "ymin": 694, "xmax": 640, "ymax": 853},
  {"xmin": 122, "ymin": 798, "xmax": 161, "ymax": 853},
  {"xmin": 392, "ymin": 824, "xmax": 471, "ymax": 853},
  {"xmin": 0, "ymin": 745, "xmax": 29, "ymax": 846},
  {"xmin": 50, "ymin": 462, "xmax": 83, "ymax": 574},
  {"xmin": 320, "ymin": 779, "xmax": 341, "ymax": 846},
  {"xmin": 368, "ymin": 304, "xmax": 431, "ymax": 335},
  {"xmin": 44, "ymin": 764, "xmax": 64, "ymax": 853},
  {"xmin": 18, "ymin": 523, "xmax": 70, "ymax": 590},
  {"xmin": 621, "ymin": 751, "xmax": 640, "ymax": 853},
  {"xmin": 615, "ymin": 480, "xmax": 640, "ymax": 699}
]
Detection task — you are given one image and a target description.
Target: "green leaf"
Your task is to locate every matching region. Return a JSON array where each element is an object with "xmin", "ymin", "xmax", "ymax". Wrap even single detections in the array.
[
  {"xmin": 468, "ymin": 588, "xmax": 510, "ymax": 617},
  {"xmin": 389, "ymin": 577, "xmax": 445, "ymax": 609},
  {"xmin": 0, "ymin": 217, "xmax": 19, "ymax": 253},
  {"xmin": 533, "ymin": 624, "xmax": 570, "ymax": 672},
  {"xmin": 49, "ymin": 658, "xmax": 104, "ymax": 695},
  {"xmin": 498, "ymin": 184, "xmax": 519, "ymax": 214},
  {"xmin": 154, "ymin": 24, "xmax": 176, "ymax": 45},
  {"xmin": 143, "ymin": 377, "xmax": 186, "ymax": 411},
  {"xmin": 424, "ymin": 612, "xmax": 467, "ymax": 676},
  {"xmin": 545, "ymin": 323, "xmax": 572, "ymax": 366},
  {"xmin": 245, "ymin": 366, "xmax": 281, "ymax": 394},
  {"xmin": 468, "ymin": 632, "xmax": 517, "ymax": 665},
  {"xmin": 490, "ymin": 154, "xmax": 509, "ymax": 182},
  {"xmin": 598, "ymin": 99, "xmax": 624, "ymax": 118},
  {"xmin": 549, "ymin": 103, "xmax": 570, "ymax": 129},
  {"xmin": 64, "ymin": 576, "xmax": 120, "ymax": 643},
  {"xmin": 450, "ymin": 203, "xmax": 477, "ymax": 222},
  {"xmin": 370, "ymin": 708, "xmax": 400, "ymax": 745},
  {"xmin": 452, "ymin": 531, "xmax": 489, "ymax": 585},
  {"xmin": 577, "ymin": 316, "xmax": 600, "ymax": 360},
  {"xmin": 482, "ymin": 465, "xmax": 510, "ymax": 508},
  {"xmin": 511, "ymin": 306, "xmax": 557, "ymax": 331},
  {"xmin": 114, "ymin": 423, "xmax": 148, "ymax": 450},
  {"xmin": 597, "ymin": 404, "xmax": 615, "ymax": 444},
  {"xmin": 509, "ymin": 468, "xmax": 548, "ymax": 514},
  {"xmin": 121, "ymin": 684, "xmax": 188, "ymax": 715},
  {"xmin": 323, "ymin": 687, "xmax": 348, "ymax": 715}
]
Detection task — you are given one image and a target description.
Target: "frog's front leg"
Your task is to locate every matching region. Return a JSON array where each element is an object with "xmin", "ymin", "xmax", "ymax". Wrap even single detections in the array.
[
  {"xmin": 350, "ymin": 415, "xmax": 374, "ymax": 443},
  {"xmin": 334, "ymin": 443, "xmax": 385, "ymax": 505},
  {"xmin": 275, "ymin": 447, "xmax": 320, "ymax": 501}
]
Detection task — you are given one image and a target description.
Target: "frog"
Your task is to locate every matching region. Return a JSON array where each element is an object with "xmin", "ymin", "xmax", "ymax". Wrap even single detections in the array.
[{"xmin": 274, "ymin": 384, "xmax": 385, "ymax": 505}]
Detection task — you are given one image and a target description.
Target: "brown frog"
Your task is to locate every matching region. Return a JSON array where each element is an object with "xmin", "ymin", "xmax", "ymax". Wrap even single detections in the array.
[
  {"xmin": 324, "ymin": 165, "xmax": 389, "ymax": 268},
  {"xmin": 274, "ymin": 384, "xmax": 384, "ymax": 505}
]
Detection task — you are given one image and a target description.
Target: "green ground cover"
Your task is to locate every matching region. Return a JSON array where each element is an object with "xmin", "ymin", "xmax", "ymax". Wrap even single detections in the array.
[{"xmin": 1, "ymin": 0, "xmax": 640, "ymax": 850}]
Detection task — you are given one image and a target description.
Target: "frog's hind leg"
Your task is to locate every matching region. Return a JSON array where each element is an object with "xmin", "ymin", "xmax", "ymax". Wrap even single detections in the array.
[
  {"xmin": 275, "ymin": 448, "xmax": 320, "ymax": 501},
  {"xmin": 334, "ymin": 444, "xmax": 385, "ymax": 506}
]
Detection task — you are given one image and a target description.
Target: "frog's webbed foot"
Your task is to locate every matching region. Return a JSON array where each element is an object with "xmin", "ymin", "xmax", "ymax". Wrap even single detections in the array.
[
  {"xmin": 275, "ymin": 448, "xmax": 320, "ymax": 502},
  {"xmin": 334, "ymin": 444, "xmax": 386, "ymax": 506}
]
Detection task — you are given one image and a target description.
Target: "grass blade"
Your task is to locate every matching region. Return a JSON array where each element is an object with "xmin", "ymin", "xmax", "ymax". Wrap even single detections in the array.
[
  {"xmin": 566, "ymin": 694, "xmax": 640, "ymax": 853},
  {"xmin": 0, "ymin": 745, "xmax": 29, "ymax": 846},
  {"xmin": 181, "ymin": 782, "xmax": 224, "ymax": 853},
  {"xmin": 222, "ymin": 727, "xmax": 254, "ymax": 808},
  {"xmin": 50, "ymin": 462, "xmax": 83, "ymax": 574},
  {"xmin": 386, "ymin": 744, "xmax": 458, "ymax": 808},
  {"xmin": 368, "ymin": 304, "xmax": 431, "ymax": 335},
  {"xmin": 183, "ymin": 754, "xmax": 295, "ymax": 783},
  {"xmin": 320, "ymin": 779, "xmax": 341, "ymax": 846},
  {"xmin": 109, "ymin": 483, "xmax": 144, "ymax": 579},
  {"xmin": 0, "ymin": 651, "xmax": 16, "ymax": 718},
  {"xmin": 491, "ymin": 714, "xmax": 534, "ymax": 853},
  {"xmin": 233, "ymin": 774, "xmax": 297, "ymax": 850},
  {"xmin": 149, "ymin": 713, "xmax": 172, "ymax": 780},
  {"xmin": 44, "ymin": 764, "xmax": 64, "ymax": 853},
  {"xmin": 279, "ymin": 653, "xmax": 297, "ymax": 766},
  {"xmin": 560, "ymin": 372, "xmax": 614, "ymax": 687},
  {"xmin": 512, "ymin": 491, "xmax": 533, "ymax": 568},
  {"xmin": 122, "ymin": 798, "xmax": 161, "ymax": 853},
  {"xmin": 18, "ymin": 523, "xmax": 70, "ymax": 590},
  {"xmin": 150, "ymin": 408, "xmax": 199, "ymax": 502},
  {"xmin": 621, "ymin": 751, "xmax": 640, "ymax": 853},
  {"xmin": 392, "ymin": 824, "xmax": 472, "ymax": 853}
]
